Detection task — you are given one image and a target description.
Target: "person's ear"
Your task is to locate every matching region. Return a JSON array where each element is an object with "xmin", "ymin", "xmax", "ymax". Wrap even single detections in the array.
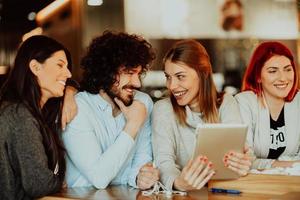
[{"xmin": 29, "ymin": 59, "xmax": 41, "ymax": 76}]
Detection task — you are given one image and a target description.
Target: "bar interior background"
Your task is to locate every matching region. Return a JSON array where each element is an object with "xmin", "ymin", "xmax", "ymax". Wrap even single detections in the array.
[{"xmin": 0, "ymin": 0, "xmax": 299, "ymax": 100}]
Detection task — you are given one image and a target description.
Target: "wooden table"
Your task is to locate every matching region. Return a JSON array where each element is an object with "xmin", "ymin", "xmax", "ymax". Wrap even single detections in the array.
[
  {"xmin": 39, "ymin": 186, "xmax": 300, "ymax": 200},
  {"xmin": 208, "ymin": 174, "xmax": 300, "ymax": 195}
]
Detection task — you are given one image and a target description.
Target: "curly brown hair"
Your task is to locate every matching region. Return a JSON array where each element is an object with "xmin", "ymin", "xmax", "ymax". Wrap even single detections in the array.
[{"xmin": 80, "ymin": 30, "xmax": 156, "ymax": 94}]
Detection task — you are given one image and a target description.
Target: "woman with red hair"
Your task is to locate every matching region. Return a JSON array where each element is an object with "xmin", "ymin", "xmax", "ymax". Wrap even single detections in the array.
[{"xmin": 235, "ymin": 41, "xmax": 300, "ymax": 170}]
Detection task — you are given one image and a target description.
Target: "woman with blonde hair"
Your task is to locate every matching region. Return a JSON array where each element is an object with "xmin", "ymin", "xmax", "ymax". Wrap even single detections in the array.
[{"xmin": 152, "ymin": 39, "xmax": 252, "ymax": 191}]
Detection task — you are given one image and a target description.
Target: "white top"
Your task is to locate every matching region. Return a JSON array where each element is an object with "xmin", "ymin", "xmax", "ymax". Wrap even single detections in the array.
[{"xmin": 235, "ymin": 91, "xmax": 300, "ymax": 169}]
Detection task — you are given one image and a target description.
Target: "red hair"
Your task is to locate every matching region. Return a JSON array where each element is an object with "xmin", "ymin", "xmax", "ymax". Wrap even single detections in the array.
[{"xmin": 242, "ymin": 41, "xmax": 299, "ymax": 102}]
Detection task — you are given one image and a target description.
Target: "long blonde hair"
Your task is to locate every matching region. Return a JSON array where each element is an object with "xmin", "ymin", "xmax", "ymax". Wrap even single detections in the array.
[{"xmin": 164, "ymin": 40, "xmax": 223, "ymax": 126}]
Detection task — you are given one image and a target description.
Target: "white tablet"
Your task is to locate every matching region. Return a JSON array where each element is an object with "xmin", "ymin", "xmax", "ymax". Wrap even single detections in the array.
[{"xmin": 193, "ymin": 123, "xmax": 248, "ymax": 180}]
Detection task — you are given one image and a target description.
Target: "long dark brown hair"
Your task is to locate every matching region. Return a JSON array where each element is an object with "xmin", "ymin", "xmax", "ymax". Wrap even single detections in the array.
[
  {"xmin": 164, "ymin": 39, "xmax": 223, "ymax": 126},
  {"xmin": 0, "ymin": 35, "xmax": 70, "ymax": 182}
]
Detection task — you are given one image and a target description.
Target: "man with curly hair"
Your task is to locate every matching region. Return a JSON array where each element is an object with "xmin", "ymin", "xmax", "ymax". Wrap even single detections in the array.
[{"xmin": 62, "ymin": 31, "xmax": 159, "ymax": 190}]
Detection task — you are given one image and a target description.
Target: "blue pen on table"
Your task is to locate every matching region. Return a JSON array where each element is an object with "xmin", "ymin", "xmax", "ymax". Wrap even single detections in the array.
[{"xmin": 210, "ymin": 188, "xmax": 241, "ymax": 194}]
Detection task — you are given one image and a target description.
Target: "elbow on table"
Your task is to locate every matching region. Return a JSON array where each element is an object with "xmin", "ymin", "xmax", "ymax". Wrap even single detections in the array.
[
  {"xmin": 23, "ymin": 182, "xmax": 60, "ymax": 198},
  {"xmin": 85, "ymin": 167, "xmax": 117, "ymax": 189},
  {"xmin": 91, "ymin": 179, "xmax": 111, "ymax": 189}
]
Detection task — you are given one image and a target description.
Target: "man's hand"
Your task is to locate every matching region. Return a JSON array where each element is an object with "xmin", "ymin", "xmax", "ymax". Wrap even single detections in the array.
[
  {"xmin": 114, "ymin": 98, "xmax": 147, "ymax": 139},
  {"xmin": 61, "ymin": 86, "xmax": 78, "ymax": 130},
  {"xmin": 136, "ymin": 163, "xmax": 159, "ymax": 190}
]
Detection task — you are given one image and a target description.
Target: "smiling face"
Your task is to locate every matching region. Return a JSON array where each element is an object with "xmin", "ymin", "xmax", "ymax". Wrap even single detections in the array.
[
  {"xmin": 164, "ymin": 60, "xmax": 200, "ymax": 108},
  {"xmin": 32, "ymin": 50, "xmax": 72, "ymax": 105},
  {"xmin": 261, "ymin": 55, "xmax": 294, "ymax": 102},
  {"xmin": 108, "ymin": 65, "xmax": 143, "ymax": 106}
]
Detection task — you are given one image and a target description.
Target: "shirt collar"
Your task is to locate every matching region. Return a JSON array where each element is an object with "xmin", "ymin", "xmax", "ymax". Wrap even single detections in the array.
[
  {"xmin": 185, "ymin": 105, "xmax": 204, "ymax": 129},
  {"xmin": 88, "ymin": 93, "xmax": 111, "ymax": 111}
]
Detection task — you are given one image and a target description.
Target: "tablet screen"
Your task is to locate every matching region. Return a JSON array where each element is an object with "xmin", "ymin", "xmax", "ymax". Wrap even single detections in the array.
[{"xmin": 193, "ymin": 124, "xmax": 248, "ymax": 180}]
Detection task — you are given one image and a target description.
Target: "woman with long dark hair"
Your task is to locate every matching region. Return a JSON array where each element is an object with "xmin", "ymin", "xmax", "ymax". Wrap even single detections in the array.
[
  {"xmin": 152, "ymin": 40, "xmax": 252, "ymax": 191},
  {"xmin": 236, "ymin": 41, "xmax": 300, "ymax": 169},
  {"xmin": 0, "ymin": 35, "xmax": 72, "ymax": 199}
]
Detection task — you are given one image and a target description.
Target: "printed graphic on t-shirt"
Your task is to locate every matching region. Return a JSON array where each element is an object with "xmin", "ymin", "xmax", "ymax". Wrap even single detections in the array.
[{"xmin": 268, "ymin": 107, "xmax": 286, "ymax": 159}]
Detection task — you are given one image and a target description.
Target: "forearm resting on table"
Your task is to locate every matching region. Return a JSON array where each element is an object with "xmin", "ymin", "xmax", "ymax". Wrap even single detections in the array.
[{"xmin": 272, "ymin": 160, "xmax": 300, "ymax": 168}]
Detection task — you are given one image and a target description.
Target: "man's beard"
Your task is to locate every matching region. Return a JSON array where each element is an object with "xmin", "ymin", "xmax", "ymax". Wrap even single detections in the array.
[{"xmin": 106, "ymin": 85, "xmax": 138, "ymax": 106}]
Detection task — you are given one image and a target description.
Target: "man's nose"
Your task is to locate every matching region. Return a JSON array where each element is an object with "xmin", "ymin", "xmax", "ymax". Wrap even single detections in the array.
[{"xmin": 131, "ymin": 74, "xmax": 141, "ymax": 88}]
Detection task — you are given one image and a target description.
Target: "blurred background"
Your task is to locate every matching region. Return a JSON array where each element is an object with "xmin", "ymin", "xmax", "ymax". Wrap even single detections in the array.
[{"xmin": 0, "ymin": 0, "xmax": 299, "ymax": 101}]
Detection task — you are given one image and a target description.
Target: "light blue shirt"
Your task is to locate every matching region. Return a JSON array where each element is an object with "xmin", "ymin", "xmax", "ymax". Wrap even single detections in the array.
[{"xmin": 62, "ymin": 90, "xmax": 153, "ymax": 189}]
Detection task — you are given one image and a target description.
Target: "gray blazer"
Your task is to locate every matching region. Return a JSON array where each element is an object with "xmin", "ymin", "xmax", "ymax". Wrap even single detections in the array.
[
  {"xmin": 235, "ymin": 91, "xmax": 300, "ymax": 169},
  {"xmin": 152, "ymin": 94, "xmax": 242, "ymax": 190}
]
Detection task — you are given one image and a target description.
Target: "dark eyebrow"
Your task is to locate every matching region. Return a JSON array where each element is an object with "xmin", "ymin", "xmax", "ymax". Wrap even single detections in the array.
[
  {"xmin": 174, "ymin": 71, "xmax": 186, "ymax": 76},
  {"xmin": 284, "ymin": 64, "xmax": 292, "ymax": 69},
  {"xmin": 266, "ymin": 64, "xmax": 292, "ymax": 70},
  {"xmin": 58, "ymin": 59, "xmax": 67, "ymax": 64},
  {"xmin": 124, "ymin": 68, "xmax": 142, "ymax": 73},
  {"xmin": 164, "ymin": 71, "xmax": 186, "ymax": 76},
  {"xmin": 130, "ymin": 68, "xmax": 140, "ymax": 72},
  {"xmin": 266, "ymin": 66, "xmax": 277, "ymax": 70}
]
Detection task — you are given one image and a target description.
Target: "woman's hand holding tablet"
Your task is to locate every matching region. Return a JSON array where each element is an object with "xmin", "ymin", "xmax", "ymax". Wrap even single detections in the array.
[
  {"xmin": 173, "ymin": 155, "xmax": 215, "ymax": 191},
  {"xmin": 194, "ymin": 124, "xmax": 250, "ymax": 180}
]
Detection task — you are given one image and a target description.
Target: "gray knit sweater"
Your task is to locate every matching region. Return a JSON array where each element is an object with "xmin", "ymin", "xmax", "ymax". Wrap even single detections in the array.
[
  {"xmin": 152, "ymin": 94, "xmax": 242, "ymax": 190},
  {"xmin": 0, "ymin": 103, "xmax": 61, "ymax": 200}
]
